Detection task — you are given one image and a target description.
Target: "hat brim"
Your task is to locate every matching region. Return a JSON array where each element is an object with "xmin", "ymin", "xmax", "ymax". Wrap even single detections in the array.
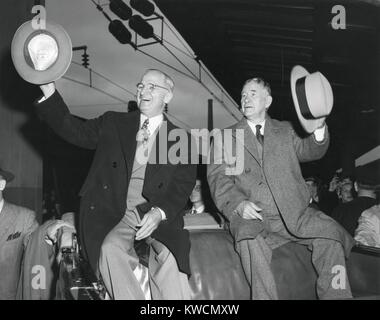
[
  {"xmin": 290, "ymin": 65, "xmax": 324, "ymax": 134},
  {"xmin": 11, "ymin": 20, "xmax": 72, "ymax": 85}
]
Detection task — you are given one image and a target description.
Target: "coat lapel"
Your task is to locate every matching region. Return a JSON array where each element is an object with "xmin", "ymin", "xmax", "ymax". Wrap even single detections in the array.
[
  {"xmin": 115, "ymin": 111, "xmax": 140, "ymax": 180},
  {"xmin": 145, "ymin": 116, "xmax": 177, "ymax": 181},
  {"xmin": 0, "ymin": 202, "xmax": 18, "ymax": 247},
  {"xmin": 233, "ymin": 118, "xmax": 261, "ymax": 166},
  {"xmin": 262, "ymin": 116, "xmax": 285, "ymax": 167}
]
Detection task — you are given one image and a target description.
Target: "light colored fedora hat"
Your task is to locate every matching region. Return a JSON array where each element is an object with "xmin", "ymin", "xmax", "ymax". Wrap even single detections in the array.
[
  {"xmin": 11, "ymin": 20, "xmax": 72, "ymax": 85},
  {"xmin": 290, "ymin": 65, "xmax": 333, "ymax": 133}
]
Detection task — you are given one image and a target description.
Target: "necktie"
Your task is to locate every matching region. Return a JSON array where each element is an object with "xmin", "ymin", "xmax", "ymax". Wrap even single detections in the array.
[
  {"xmin": 256, "ymin": 124, "xmax": 264, "ymax": 146},
  {"xmin": 137, "ymin": 118, "xmax": 150, "ymax": 146}
]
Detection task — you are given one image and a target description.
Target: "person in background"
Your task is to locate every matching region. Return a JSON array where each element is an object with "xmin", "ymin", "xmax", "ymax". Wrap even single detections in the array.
[
  {"xmin": 305, "ymin": 176, "xmax": 321, "ymax": 210},
  {"xmin": 337, "ymin": 176, "xmax": 355, "ymax": 204},
  {"xmin": 331, "ymin": 160, "xmax": 379, "ymax": 236},
  {"xmin": 355, "ymin": 203, "xmax": 380, "ymax": 248},
  {"xmin": 0, "ymin": 168, "xmax": 38, "ymax": 299},
  {"xmin": 188, "ymin": 179, "xmax": 205, "ymax": 214}
]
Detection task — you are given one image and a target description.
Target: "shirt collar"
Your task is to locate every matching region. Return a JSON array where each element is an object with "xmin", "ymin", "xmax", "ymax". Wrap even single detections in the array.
[
  {"xmin": 191, "ymin": 203, "xmax": 205, "ymax": 214},
  {"xmin": 140, "ymin": 113, "xmax": 164, "ymax": 134},
  {"xmin": 247, "ymin": 119, "xmax": 266, "ymax": 135}
]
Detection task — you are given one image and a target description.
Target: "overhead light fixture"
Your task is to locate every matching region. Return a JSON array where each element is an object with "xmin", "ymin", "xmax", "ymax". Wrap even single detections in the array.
[
  {"xmin": 109, "ymin": 19, "xmax": 132, "ymax": 44},
  {"xmin": 130, "ymin": 0, "xmax": 155, "ymax": 17},
  {"xmin": 128, "ymin": 14, "xmax": 154, "ymax": 39},
  {"xmin": 109, "ymin": 0, "xmax": 132, "ymax": 20}
]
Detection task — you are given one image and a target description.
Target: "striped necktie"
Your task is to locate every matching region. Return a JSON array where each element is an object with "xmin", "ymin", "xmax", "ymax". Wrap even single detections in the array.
[{"xmin": 255, "ymin": 124, "xmax": 264, "ymax": 146}]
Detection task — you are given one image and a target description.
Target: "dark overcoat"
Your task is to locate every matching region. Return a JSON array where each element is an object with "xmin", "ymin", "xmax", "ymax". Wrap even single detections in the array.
[{"xmin": 36, "ymin": 91, "xmax": 197, "ymax": 274}]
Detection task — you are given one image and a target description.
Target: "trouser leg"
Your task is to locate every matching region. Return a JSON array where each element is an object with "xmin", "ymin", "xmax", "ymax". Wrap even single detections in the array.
[
  {"xmin": 310, "ymin": 238, "xmax": 352, "ymax": 299},
  {"xmin": 98, "ymin": 215, "xmax": 146, "ymax": 300},
  {"xmin": 235, "ymin": 234, "xmax": 278, "ymax": 300},
  {"xmin": 149, "ymin": 239, "xmax": 191, "ymax": 300}
]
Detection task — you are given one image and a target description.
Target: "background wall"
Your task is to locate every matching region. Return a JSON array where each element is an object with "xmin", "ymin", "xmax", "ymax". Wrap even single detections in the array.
[{"xmin": 0, "ymin": 0, "xmax": 43, "ymax": 221}]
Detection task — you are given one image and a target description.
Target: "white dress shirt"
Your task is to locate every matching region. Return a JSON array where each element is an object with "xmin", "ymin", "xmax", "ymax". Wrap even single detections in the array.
[
  {"xmin": 0, "ymin": 199, "xmax": 4, "ymax": 216},
  {"xmin": 247, "ymin": 119, "xmax": 266, "ymax": 136},
  {"xmin": 140, "ymin": 113, "xmax": 163, "ymax": 136}
]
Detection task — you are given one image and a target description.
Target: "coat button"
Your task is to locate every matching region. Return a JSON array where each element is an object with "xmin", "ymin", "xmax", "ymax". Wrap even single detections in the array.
[
  {"xmin": 158, "ymin": 182, "xmax": 163, "ymax": 189},
  {"xmin": 103, "ymin": 184, "xmax": 108, "ymax": 190},
  {"xmin": 90, "ymin": 205, "xmax": 95, "ymax": 210},
  {"xmin": 245, "ymin": 168, "xmax": 251, "ymax": 173},
  {"xmin": 112, "ymin": 162, "xmax": 117, "ymax": 168}
]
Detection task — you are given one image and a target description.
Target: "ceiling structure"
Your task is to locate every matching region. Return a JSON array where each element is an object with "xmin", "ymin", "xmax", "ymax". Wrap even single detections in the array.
[{"xmin": 155, "ymin": 0, "xmax": 380, "ymax": 177}]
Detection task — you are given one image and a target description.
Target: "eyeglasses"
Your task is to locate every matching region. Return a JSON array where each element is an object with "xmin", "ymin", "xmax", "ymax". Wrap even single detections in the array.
[{"xmin": 136, "ymin": 82, "xmax": 169, "ymax": 93}]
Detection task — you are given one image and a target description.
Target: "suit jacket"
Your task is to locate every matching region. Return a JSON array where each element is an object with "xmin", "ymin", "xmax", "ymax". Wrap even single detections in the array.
[
  {"xmin": 16, "ymin": 220, "xmax": 56, "ymax": 300},
  {"xmin": 36, "ymin": 91, "xmax": 197, "ymax": 275},
  {"xmin": 354, "ymin": 204, "xmax": 380, "ymax": 248},
  {"xmin": 0, "ymin": 201, "xmax": 38, "ymax": 299},
  {"xmin": 207, "ymin": 116, "xmax": 353, "ymax": 256}
]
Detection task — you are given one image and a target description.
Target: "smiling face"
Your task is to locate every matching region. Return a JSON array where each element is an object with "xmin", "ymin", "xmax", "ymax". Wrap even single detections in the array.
[
  {"xmin": 136, "ymin": 70, "xmax": 173, "ymax": 118},
  {"xmin": 241, "ymin": 80, "xmax": 272, "ymax": 122}
]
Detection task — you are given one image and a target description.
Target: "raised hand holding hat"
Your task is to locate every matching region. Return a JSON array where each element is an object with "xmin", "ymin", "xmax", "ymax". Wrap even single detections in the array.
[
  {"xmin": 11, "ymin": 20, "xmax": 72, "ymax": 85},
  {"xmin": 290, "ymin": 65, "xmax": 333, "ymax": 133}
]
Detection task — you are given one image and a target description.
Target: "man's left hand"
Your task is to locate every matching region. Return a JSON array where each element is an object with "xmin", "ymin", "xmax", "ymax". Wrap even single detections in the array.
[
  {"xmin": 45, "ymin": 220, "xmax": 75, "ymax": 245},
  {"xmin": 135, "ymin": 208, "xmax": 162, "ymax": 240}
]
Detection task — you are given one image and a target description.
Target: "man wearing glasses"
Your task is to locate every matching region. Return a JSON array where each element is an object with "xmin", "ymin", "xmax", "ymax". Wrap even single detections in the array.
[{"xmin": 35, "ymin": 69, "xmax": 196, "ymax": 299}]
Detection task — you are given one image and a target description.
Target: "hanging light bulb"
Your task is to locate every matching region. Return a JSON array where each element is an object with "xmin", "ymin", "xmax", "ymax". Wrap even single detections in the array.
[
  {"xmin": 109, "ymin": 19, "xmax": 132, "ymax": 44},
  {"xmin": 130, "ymin": 0, "xmax": 155, "ymax": 17},
  {"xmin": 128, "ymin": 14, "xmax": 154, "ymax": 39},
  {"xmin": 109, "ymin": 0, "xmax": 132, "ymax": 20}
]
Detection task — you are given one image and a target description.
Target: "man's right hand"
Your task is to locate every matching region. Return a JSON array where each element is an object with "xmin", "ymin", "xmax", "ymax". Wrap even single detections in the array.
[
  {"xmin": 40, "ymin": 82, "xmax": 56, "ymax": 100},
  {"xmin": 235, "ymin": 200, "xmax": 263, "ymax": 220}
]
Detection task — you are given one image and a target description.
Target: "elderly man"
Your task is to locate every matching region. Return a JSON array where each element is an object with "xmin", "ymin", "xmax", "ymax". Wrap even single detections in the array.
[
  {"xmin": 0, "ymin": 168, "xmax": 38, "ymax": 299},
  {"xmin": 207, "ymin": 77, "xmax": 353, "ymax": 299},
  {"xmin": 34, "ymin": 69, "xmax": 196, "ymax": 299}
]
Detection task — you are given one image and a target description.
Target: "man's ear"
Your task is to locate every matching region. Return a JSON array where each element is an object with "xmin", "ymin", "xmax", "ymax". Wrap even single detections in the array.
[
  {"xmin": 164, "ymin": 91, "xmax": 173, "ymax": 104},
  {"xmin": 265, "ymin": 95, "xmax": 273, "ymax": 109},
  {"xmin": 0, "ymin": 179, "xmax": 6, "ymax": 191}
]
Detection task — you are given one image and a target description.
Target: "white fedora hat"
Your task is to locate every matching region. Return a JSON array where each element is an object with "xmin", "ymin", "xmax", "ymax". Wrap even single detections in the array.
[
  {"xmin": 11, "ymin": 20, "xmax": 72, "ymax": 85},
  {"xmin": 290, "ymin": 65, "xmax": 333, "ymax": 133}
]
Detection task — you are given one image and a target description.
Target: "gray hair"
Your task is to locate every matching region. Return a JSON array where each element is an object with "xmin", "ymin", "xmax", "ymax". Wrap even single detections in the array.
[
  {"xmin": 243, "ymin": 77, "xmax": 271, "ymax": 96},
  {"xmin": 145, "ymin": 69, "xmax": 174, "ymax": 93}
]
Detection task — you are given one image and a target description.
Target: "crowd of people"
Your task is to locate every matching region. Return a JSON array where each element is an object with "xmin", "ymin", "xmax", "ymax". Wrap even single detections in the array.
[{"xmin": 304, "ymin": 161, "xmax": 380, "ymax": 247}]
